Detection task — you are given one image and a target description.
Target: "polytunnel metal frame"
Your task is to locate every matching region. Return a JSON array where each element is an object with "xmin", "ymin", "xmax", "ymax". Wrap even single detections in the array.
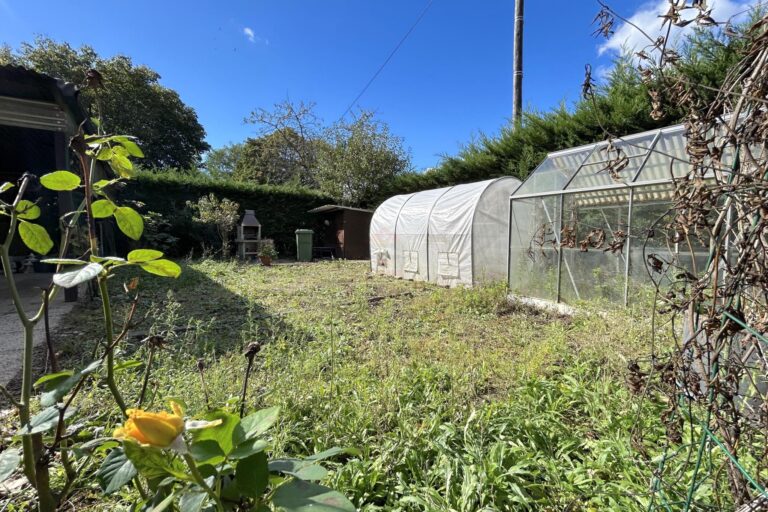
[{"xmin": 507, "ymin": 123, "xmax": 705, "ymax": 306}]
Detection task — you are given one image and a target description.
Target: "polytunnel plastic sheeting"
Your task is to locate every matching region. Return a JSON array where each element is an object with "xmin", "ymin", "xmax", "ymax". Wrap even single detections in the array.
[
  {"xmin": 370, "ymin": 177, "xmax": 521, "ymax": 287},
  {"xmin": 427, "ymin": 181, "xmax": 488, "ymax": 286},
  {"xmin": 395, "ymin": 187, "xmax": 451, "ymax": 281},
  {"xmin": 472, "ymin": 178, "xmax": 522, "ymax": 283},
  {"xmin": 369, "ymin": 193, "xmax": 413, "ymax": 275}
]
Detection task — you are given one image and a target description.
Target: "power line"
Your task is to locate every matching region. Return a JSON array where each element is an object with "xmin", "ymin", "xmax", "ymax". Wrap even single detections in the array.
[{"xmin": 338, "ymin": 0, "xmax": 435, "ymax": 121}]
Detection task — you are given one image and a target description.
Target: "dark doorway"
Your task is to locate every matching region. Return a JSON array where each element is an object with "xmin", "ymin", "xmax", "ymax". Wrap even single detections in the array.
[{"xmin": 0, "ymin": 125, "xmax": 57, "ymax": 183}]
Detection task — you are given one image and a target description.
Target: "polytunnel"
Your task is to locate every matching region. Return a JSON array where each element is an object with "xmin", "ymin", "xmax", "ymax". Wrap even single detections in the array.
[{"xmin": 370, "ymin": 177, "xmax": 521, "ymax": 287}]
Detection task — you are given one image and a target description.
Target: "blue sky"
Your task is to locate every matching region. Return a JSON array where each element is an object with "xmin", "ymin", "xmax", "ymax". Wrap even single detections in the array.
[{"xmin": 0, "ymin": 0, "xmax": 757, "ymax": 169}]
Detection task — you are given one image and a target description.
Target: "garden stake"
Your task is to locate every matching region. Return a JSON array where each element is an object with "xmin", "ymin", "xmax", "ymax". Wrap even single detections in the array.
[{"xmin": 240, "ymin": 341, "xmax": 261, "ymax": 418}]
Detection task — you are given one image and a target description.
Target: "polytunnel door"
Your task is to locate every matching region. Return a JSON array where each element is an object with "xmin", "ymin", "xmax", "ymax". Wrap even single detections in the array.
[
  {"xmin": 428, "ymin": 182, "xmax": 488, "ymax": 286},
  {"xmin": 370, "ymin": 194, "xmax": 412, "ymax": 275},
  {"xmin": 395, "ymin": 187, "xmax": 451, "ymax": 281}
]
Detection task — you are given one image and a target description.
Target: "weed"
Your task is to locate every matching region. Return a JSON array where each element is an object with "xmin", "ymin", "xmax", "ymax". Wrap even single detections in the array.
[{"xmin": 29, "ymin": 261, "xmax": 705, "ymax": 510}]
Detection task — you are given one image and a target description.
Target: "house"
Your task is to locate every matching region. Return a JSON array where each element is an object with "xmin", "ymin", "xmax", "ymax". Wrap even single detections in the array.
[{"xmin": 0, "ymin": 65, "xmax": 90, "ymax": 298}]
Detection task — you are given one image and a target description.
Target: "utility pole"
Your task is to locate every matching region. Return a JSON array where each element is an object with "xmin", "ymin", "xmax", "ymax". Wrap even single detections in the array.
[{"xmin": 512, "ymin": 0, "xmax": 524, "ymax": 127}]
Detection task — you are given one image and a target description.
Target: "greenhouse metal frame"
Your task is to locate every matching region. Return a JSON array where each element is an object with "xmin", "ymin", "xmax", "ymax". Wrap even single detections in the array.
[
  {"xmin": 370, "ymin": 177, "xmax": 521, "ymax": 287},
  {"xmin": 508, "ymin": 123, "xmax": 714, "ymax": 306}
]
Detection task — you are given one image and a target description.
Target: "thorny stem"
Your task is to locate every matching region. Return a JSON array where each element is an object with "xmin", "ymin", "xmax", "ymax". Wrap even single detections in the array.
[
  {"xmin": 133, "ymin": 475, "xmax": 149, "ymax": 501},
  {"xmin": 197, "ymin": 360, "xmax": 212, "ymax": 410},
  {"xmin": 240, "ymin": 343, "xmax": 261, "ymax": 418},
  {"xmin": 42, "ymin": 290, "xmax": 58, "ymax": 373},
  {"xmin": 32, "ymin": 433, "xmax": 55, "ymax": 512},
  {"xmin": 99, "ymin": 277, "xmax": 127, "ymax": 416},
  {"xmin": 137, "ymin": 345, "xmax": 155, "ymax": 408},
  {"xmin": 58, "ymin": 438, "xmax": 76, "ymax": 491},
  {"xmin": 75, "ymin": 142, "xmax": 129, "ymax": 416},
  {"xmin": 18, "ymin": 324, "xmax": 36, "ymax": 482},
  {"xmin": 78, "ymin": 153, "xmax": 98, "ymax": 256},
  {"xmin": 0, "ymin": 176, "xmax": 55, "ymax": 509},
  {"xmin": 240, "ymin": 356, "xmax": 255, "ymax": 418}
]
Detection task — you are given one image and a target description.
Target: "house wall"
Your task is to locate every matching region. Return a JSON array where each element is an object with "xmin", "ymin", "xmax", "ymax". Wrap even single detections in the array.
[{"xmin": 0, "ymin": 124, "xmax": 62, "ymax": 257}]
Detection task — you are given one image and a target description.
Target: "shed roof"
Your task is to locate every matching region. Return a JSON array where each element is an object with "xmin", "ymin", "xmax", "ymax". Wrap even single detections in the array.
[
  {"xmin": 0, "ymin": 64, "xmax": 88, "ymax": 133},
  {"xmin": 308, "ymin": 204, "xmax": 373, "ymax": 214}
]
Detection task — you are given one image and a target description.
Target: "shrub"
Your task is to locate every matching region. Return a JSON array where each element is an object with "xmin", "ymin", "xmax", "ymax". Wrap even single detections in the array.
[
  {"xmin": 186, "ymin": 193, "xmax": 240, "ymax": 256},
  {"xmin": 258, "ymin": 238, "xmax": 278, "ymax": 259},
  {"xmin": 118, "ymin": 172, "xmax": 333, "ymax": 257}
]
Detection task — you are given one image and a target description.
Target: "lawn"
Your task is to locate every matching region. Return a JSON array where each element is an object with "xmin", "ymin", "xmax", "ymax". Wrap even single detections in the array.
[{"xmin": 7, "ymin": 260, "xmax": 695, "ymax": 510}]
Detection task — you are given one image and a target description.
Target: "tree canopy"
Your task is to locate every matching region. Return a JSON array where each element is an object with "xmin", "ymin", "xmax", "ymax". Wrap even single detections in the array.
[
  {"xmin": 206, "ymin": 101, "xmax": 411, "ymax": 206},
  {"xmin": 316, "ymin": 111, "xmax": 411, "ymax": 206},
  {"xmin": 233, "ymin": 128, "xmax": 319, "ymax": 186},
  {"xmin": 0, "ymin": 37, "xmax": 210, "ymax": 169}
]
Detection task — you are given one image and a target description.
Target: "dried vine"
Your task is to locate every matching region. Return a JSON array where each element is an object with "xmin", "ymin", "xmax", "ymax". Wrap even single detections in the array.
[{"xmin": 590, "ymin": 2, "xmax": 768, "ymax": 508}]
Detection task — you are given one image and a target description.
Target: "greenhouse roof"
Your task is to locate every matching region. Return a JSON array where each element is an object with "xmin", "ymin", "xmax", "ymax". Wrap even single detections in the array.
[{"xmin": 512, "ymin": 123, "xmax": 700, "ymax": 199}]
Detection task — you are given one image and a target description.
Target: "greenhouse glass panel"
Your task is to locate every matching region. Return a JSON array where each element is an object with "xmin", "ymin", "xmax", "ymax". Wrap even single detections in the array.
[
  {"xmin": 565, "ymin": 132, "xmax": 657, "ymax": 190},
  {"xmin": 508, "ymin": 195, "xmax": 561, "ymax": 301},
  {"xmin": 635, "ymin": 127, "xmax": 690, "ymax": 182},
  {"xmin": 559, "ymin": 188, "xmax": 629, "ymax": 303},
  {"xmin": 512, "ymin": 146, "xmax": 594, "ymax": 196},
  {"xmin": 626, "ymin": 184, "xmax": 677, "ymax": 304},
  {"xmin": 507, "ymin": 121, "xmax": 725, "ymax": 306}
]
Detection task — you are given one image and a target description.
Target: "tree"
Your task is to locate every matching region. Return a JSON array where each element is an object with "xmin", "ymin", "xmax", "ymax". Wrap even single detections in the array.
[
  {"xmin": 0, "ymin": 37, "xmax": 210, "ymax": 169},
  {"xmin": 204, "ymin": 143, "xmax": 246, "ymax": 179},
  {"xmin": 316, "ymin": 110, "xmax": 411, "ymax": 206},
  {"xmin": 241, "ymin": 99, "xmax": 320, "ymax": 186},
  {"xmin": 233, "ymin": 129, "xmax": 318, "ymax": 186}
]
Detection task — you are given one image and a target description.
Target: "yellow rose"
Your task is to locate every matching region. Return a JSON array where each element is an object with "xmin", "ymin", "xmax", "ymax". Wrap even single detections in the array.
[{"xmin": 114, "ymin": 402, "xmax": 185, "ymax": 448}]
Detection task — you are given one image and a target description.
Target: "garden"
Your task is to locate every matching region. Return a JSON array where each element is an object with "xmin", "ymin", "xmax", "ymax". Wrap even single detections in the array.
[
  {"xmin": 2, "ymin": 2, "xmax": 768, "ymax": 511},
  {"xmin": 4, "ymin": 255, "xmax": 684, "ymax": 510}
]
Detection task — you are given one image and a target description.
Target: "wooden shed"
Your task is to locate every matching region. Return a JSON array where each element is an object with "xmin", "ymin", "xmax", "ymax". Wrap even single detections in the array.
[{"xmin": 308, "ymin": 205, "xmax": 373, "ymax": 260}]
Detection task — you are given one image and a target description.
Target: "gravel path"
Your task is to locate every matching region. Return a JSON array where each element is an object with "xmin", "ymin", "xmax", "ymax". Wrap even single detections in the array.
[{"xmin": 0, "ymin": 273, "xmax": 75, "ymax": 388}]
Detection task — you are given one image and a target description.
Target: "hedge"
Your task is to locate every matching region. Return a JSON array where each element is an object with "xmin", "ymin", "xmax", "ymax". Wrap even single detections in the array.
[{"xmin": 117, "ymin": 172, "xmax": 334, "ymax": 258}]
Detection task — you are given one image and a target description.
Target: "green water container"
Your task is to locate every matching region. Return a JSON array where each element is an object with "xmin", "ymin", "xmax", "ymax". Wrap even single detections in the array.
[{"xmin": 295, "ymin": 229, "xmax": 314, "ymax": 262}]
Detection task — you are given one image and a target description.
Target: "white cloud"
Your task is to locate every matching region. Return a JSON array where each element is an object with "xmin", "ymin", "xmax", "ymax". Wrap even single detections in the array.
[
  {"xmin": 598, "ymin": 0, "xmax": 759, "ymax": 56},
  {"xmin": 594, "ymin": 64, "xmax": 613, "ymax": 84},
  {"xmin": 243, "ymin": 27, "xmax": 269, "ymax": 45}
]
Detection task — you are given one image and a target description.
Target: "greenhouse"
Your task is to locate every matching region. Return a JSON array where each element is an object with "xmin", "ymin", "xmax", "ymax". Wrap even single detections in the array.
[
  {"xmin": 370, "ymin": 177, "xmax": 521, "ymax": 286},
  {"xmin": 508, "ymin": 123, "xmax": 716, "ymax": 306}
]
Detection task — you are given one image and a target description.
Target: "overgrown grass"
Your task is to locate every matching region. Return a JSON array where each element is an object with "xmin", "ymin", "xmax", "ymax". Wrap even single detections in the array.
[{"xmin": 9, "ymin": 260, "xmax": 715, "ymax": 510}]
